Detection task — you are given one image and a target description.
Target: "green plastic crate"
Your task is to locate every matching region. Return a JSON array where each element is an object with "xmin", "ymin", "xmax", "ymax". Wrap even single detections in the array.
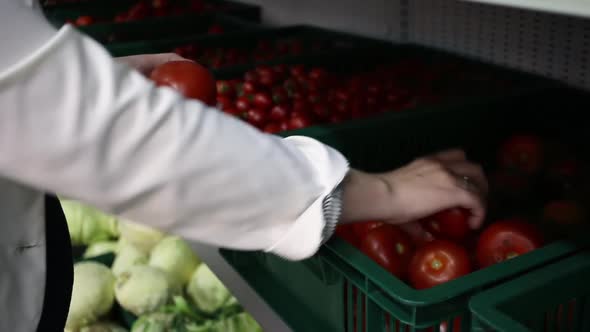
[
  {"xmin": 220, "ymin": 88, "xmax": 590, "ymax": 331},
  {"xmin": 43, "ymin": 0, "xmax": 261, "ymax": 25},
  {"xmin": 470, "ymin": 250, "xmax": 590, "ymax": 332},
  {"xmin": 106, "ymin": 24, "xmax": 388, "ymax": 59}
]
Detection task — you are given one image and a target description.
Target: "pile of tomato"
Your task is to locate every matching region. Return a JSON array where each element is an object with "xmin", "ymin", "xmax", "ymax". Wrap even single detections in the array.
[
  {"xmin": 336, "ymin": 133, "xmax": 587, "ymax": 291},
  {"xmin": 68, "ymin": 0, "xmax": 222, "ymax": 26},
  {"xmin": 213, "ymin": 61, "xmax": 508, "ymax": 133},
  {"xmin": 173, "ymin": 38, "xmax": 351, "ymax": 69}
]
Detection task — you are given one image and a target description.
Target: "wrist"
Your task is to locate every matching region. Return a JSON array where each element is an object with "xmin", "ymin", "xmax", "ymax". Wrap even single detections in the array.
[{"xmin": 339, "ymin": 170, "xmax": 393, "ymax": 223}]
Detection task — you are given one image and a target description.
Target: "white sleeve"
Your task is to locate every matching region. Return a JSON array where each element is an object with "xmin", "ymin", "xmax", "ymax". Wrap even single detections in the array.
[{"xmin": 0, "ymin": 2, "xmax": 349, "ymax": 260}]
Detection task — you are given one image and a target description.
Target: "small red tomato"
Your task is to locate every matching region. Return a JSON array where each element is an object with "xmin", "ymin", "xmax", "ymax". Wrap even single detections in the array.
[
  {"xmin": 216, "ymin": 80, "xmax": 233, "ymax": 97},
  {"xmin": 308, "ymin": 67, "xmax": 329, "ymax": 82},
  {"xmin": 360, "ymin": 225, "xmax": 414, "ymax": 279},
  {"xmin": 242, "ymin": 81, "xmax": 257, "ymax": 94},
  {"xmin": 245, "ymin": 108, "xmax": 267, "ymax": 127},
  {"xmin": 75, "ymin": 15, "xmax": 94, "ymax": 26},
  {"xmin": 253, "ymin": 92, "xmax": 273, "ymax": 111},
  {"xmin": 420, "ymin": 208, "xmax": 471, "ymax": 242},
  {"xmin": 216, "ymin": 95, "xmax": 233, "ymax": 111},
  {"xmin": 476, "ymin": 219, "xmax": 544, "ymax": 268},
  {"xmin": 352, "ymin": 221, "xmax": 384, "ymax": 239},
  {"xmin": 335, "ymin": 224, "xmax": 359, "ymax": 247},
  {"xmin": 290, "ymin": 65, "xmax": 306, "ymax": 78},
  {"xmin": 288, "ymin": 114, "xmax": 312, "ymax": 130},
  {"xmin": 258, "ymin": 74, "xmax": 276, "ymax": 87},
  {"xmin": 498, "ymin": 134, "xmax": 543, "ymax": 174},
  {"xmin": 269, "ymin": 104, "xmax": 290, "ymax": 121},
  {"xmin": 208, "ymin": 24, "xmax": 224, "ymax": 35},
  {"xmin": 150, "ymin": 61, "xmax": 216, "ymax": 106},
  {"xmin": 408, "ymin": 240, "xmax": 471, "ymax": 289},
  {"xmin": 235, "ymin": 96, "xmax": 251, "ymax": 113},
  {"xmin": 278, "ymin": 121, "xmax": 289, "ymax": 132},
  {"xmin": 263, "ymin": 123, "xmax": 281, "ymax": 134}
]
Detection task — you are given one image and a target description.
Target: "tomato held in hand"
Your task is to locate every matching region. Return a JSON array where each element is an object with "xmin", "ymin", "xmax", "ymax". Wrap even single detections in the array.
[
  {"xmin": 408, "ymin": 240, "xmax": 471, "ymax": 289},
  {"xmin": 360, "ymin": 225, "xmax": 414, "ymax": 279},
  {"xmin": 476, "ymin": 219, "xmax": 544, "ymax": 268},
  {"xmin": 150, "ymin": 61, "xmax": 216, "ymax": 106},
  {"xmin": 420, "ymin": 208, "xmax": 471, "ymax": 242},
  {"xmin": 498, "ymin": 134, "xmax": 543, "ymax": 174}
]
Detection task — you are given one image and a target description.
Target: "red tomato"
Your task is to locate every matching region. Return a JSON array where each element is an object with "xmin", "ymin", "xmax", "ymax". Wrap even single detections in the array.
[
  {"xmin": 216, "ymin": 95, "xmax": 233, "ymax": 111},
  {"xmin": 245, "ymin": 108, "xmax": 267, "ymax": 128},
  {"xmin": 335, "ymin": 224, "xmax": 359, "ymax": 247},
  {"xmin": 290, "ymin": 65, "xmax": 306, "ymax": 78},
  {"xmin": 288, "ymin": 114, "xmax": 312, "ymax": 130},
  {"xmin": 75, "ymin": 15, "xmax": 94, "ymax": 26},
  {"xmin": 420, "ymin": 208, "xmax": 471, "ymax": 242},
  {"xmin": 150, "ymin": 61, "xmax": 216, "ymax": 105},
  {"xmin": 269, "ymin": 105, "xmax": 289, "ymax": 121},
  {"xmin": 242, "ymin": 81, "xmax": 257, "ymax": 94},
  {"xmin": 476, "ymin": 219, "xmax": 544, "ymax": 268},
  {"xmin": 262, "ymin": 123, "xmax": 281, "ymax": 134},
  {"xmin": 360, "ymin": 225, "xmax": 414, "ymax": 279},
  {"xmin": 253, "ymin": 92, "xmax": 273, "ymax": 111},
  {"xmin": 352, "ymin": 221, "xmax": 384, "ymax": 239},
  {"xmin": 408, "ymin": 240, "xmax": 471, "ymax": 289},
  {"xmin": 498, "ymin": 134, "xmax": 543, "ymax": 174}
]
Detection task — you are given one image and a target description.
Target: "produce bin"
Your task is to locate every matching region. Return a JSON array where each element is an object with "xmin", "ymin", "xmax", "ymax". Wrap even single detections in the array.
[
  {"xmin": 220, "ymin": 88, "xmax": 590, "ymax": 331},
  {"xmin": 43, "ymin": 0, "xmax": 261, "ymax": 26},
  {"xmin": 470, "ymin": 250, "xmax": 590, "ymax": 332},
  {"xmin": 106, "ymin": 25, "xmax": 388, "ymax": 62},
  {"xmin": 45, "ymin": 13, "xmax": 261, "ymax": 45},
  {"xmin": 208, "ymin": 44, "xmax": 558, "ymax": 133}
]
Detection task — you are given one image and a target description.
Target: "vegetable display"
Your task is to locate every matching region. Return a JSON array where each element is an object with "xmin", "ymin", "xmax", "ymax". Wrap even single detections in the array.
[{"xmin": 62, "ymin": 202, "xmax": 261, "ymax": 332}]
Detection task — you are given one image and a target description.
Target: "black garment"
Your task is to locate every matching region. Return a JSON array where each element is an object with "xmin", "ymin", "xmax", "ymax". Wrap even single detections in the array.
[{"xmin": 36, "ymin": 195, "xmax": 73, "ymax": 332}]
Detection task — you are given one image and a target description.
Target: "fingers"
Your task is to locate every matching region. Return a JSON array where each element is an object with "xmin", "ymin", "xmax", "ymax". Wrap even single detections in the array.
[
  {"xmin": 433, "ymin": 149, "xmax": 466, "ymax": 163},
  {"xmin": 446, "ymin": 161, "xmax": 489, "ymax": 195},
  {"xmin": 451, "ymin": 185, "xmax": 486, "ymax": 229}
]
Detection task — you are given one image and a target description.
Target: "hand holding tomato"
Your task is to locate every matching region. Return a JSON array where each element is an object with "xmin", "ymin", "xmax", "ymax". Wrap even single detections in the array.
[
  {"xmin": 150, "ymin": 60, "xmax": 217, "ymax": 106},
  {"xmin": 340, "ymin": 149, "xmax": 488, "ymax": 230}
]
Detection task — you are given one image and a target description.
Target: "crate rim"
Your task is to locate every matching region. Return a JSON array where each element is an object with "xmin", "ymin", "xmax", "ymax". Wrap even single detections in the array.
[{"xmin": 469, "ymin": 251, "xmax": 590, "ymax": 332}]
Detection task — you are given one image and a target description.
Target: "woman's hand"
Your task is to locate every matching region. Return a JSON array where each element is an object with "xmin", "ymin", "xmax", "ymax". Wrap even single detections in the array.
[
  {"xmin": 116, "ymin": 53, "xmax": 191, "ymax": 76},
  {"xmin": 340, "ymin": 149, "xmax": 487, "ymax": 229}
]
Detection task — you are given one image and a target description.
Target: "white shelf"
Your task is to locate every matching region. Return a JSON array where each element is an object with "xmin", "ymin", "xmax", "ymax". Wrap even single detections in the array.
[{"xmin": 461, "ymin": 0, "xmax": 590, "ymax": 19}]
